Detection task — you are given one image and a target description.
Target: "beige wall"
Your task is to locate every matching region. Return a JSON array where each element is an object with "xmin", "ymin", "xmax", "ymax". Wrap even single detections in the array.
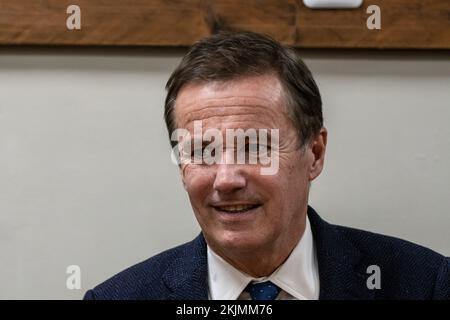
[{"xmin": 0, "ymin": 48, "xmax": 449, "ymax": 299}]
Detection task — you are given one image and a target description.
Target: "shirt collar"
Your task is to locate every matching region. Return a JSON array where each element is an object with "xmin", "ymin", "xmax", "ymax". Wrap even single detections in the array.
[{"xmin": 207, "ymin": 215, "xmax": 319, "ymax": 300}]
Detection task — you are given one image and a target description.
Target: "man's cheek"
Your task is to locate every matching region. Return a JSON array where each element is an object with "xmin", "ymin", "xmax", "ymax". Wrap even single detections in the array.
[
  {"xmin": 181, "ymin": 165, "xmax": 199, "ymax": 189},
  {"xmin": 278, "ymin": 153, "xmax": 306, "ymax": 177},
  {"xmin": 183, "ymin": 171, "xmax": 212, "ymax": 203}
]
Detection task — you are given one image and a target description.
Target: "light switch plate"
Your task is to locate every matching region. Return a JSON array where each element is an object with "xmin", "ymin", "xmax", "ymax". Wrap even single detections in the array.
[{"xmin": 303, "ymin": 0, "xmax": 363, "ymax": 9}]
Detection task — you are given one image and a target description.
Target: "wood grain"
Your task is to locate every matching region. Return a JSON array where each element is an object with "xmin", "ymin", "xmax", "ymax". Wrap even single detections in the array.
[{"xmin": 0, "ymin": 0, "xmax": 449, "ymax": 49}]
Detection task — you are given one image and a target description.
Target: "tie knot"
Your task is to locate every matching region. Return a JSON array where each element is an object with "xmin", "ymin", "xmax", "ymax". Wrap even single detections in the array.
[{"xmin": 245, "ymin": 281, "xmax": 281, "ymax": 300}]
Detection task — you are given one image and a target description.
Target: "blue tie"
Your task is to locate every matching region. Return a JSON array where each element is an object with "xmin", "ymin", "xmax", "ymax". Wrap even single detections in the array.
[{"xmin": 245, "ymin": 281, "xmax": 281, "ymax": 300}]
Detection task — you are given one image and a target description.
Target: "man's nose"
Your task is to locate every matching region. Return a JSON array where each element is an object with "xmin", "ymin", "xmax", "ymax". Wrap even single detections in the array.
[{"xmin": 213, "ymin": 164, "xmax": 247, "ymax": 194}]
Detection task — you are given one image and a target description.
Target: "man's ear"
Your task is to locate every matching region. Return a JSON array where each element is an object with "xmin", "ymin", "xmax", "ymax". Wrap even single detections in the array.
[{"xmin": 309, "ymin": 127, "xmax": 327, "ymax": 181}]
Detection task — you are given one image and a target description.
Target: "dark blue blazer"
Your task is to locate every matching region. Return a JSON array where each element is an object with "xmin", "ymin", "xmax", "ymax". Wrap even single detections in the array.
[{"xmin": 84, "ymin": 206, "xmax": 450, "ymax": 300}]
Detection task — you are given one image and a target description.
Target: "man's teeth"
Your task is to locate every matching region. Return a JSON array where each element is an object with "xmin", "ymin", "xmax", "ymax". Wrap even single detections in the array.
[{"xmin": 216, "ymin": 204, "xmax": 258, "ymax": 213}]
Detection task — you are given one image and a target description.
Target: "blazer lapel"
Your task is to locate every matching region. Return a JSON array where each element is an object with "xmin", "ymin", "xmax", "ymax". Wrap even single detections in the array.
[
  {"xmin": 308, "ymin": 206, "xmax": 375, "ymax": 300},
  {"xmin": 163, "ymin": 234, "xmax": 209, "ymax": 300}
]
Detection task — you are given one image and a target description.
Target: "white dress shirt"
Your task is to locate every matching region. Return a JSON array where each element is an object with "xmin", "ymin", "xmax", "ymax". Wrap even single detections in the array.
[{"xmin": 207, "ymin": 216, "xmax": 320, "ymax": 300}]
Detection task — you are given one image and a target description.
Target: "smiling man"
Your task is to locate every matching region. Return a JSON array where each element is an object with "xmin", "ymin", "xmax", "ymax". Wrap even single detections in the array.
[{"xmin": 84, "ymin": 32, "xmax": 449, "ymax": 300}]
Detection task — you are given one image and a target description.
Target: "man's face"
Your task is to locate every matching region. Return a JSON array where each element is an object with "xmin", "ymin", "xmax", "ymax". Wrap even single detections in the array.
[{"xmin": 174, "ymin": 74, "xmax": 326, "ymax": 256}]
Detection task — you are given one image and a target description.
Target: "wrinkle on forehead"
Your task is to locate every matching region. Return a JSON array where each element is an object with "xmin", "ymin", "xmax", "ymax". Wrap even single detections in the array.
[
  {"xmin": 174, "ymin": 75, "xmax": 288, "ymax": 130},
  {"xmin": 182, "ymin": 105, "xmax": 280, "ymax": 129}
]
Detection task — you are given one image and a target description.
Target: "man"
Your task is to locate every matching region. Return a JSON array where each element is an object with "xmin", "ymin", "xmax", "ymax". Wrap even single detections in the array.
[{"xmin": 84, "ymin": 32, "xmax": 449, "ymax": 300}]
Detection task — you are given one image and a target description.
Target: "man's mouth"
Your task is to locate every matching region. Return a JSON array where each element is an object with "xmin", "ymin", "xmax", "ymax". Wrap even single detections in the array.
[{"xmin": 212, "ymin": 204, "xmax": 261, "ymax": 214}]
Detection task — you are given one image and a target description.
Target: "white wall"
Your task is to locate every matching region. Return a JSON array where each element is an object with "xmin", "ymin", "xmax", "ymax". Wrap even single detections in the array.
[{"xmin": 0, "ymin": 48, "xmax": 449, "ymax": 299}]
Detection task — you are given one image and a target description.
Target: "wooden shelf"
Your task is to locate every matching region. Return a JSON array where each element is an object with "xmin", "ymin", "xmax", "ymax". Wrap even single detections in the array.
[{"xmin": 0, "ymin": 0, "xmax": 449, "ymax": 49}]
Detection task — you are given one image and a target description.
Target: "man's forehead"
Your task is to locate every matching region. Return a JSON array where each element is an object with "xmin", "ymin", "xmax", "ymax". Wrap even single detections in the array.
[{"xmin": 174, "ymin": 74, "xmax": 286, "ymax": 127}]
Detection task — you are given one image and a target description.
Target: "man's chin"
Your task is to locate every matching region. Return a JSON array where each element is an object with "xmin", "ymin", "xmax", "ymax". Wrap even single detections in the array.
[{"xmin": 213, "ymin": 232, "xmax": 268, "ymax": 254}]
